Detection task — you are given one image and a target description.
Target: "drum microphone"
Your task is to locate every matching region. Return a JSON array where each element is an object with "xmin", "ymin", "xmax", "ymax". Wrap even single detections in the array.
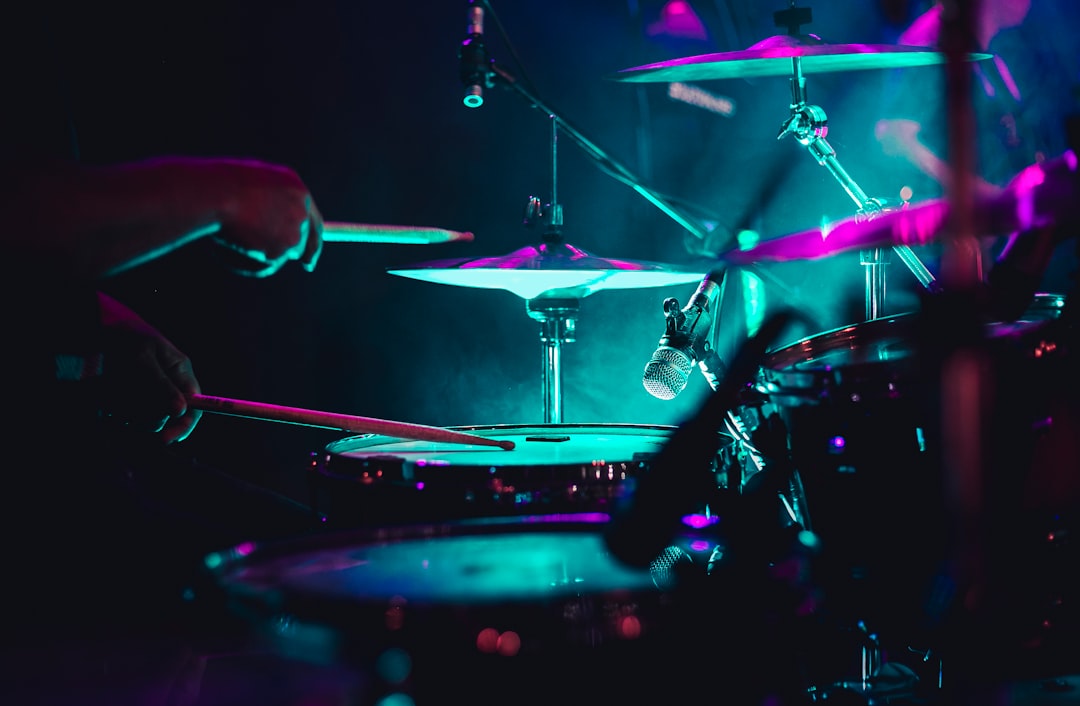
[
  {"xmin": 648, "ymin": 545, "xmax": 697, "ymax": 591},
  {"xmin": 643, "ymin": 269, "xmax": 726, "ymax": 400},
  {"xmin": 459, "ymin": 1, "xmax": 492, "ymax": 108},
  {"xmin": 610, "ymin": 310, "xmax": 799, "ymax": 569}
]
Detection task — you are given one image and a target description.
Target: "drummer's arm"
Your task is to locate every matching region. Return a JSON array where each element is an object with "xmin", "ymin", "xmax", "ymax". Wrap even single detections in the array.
[{"xmin": 0, "ymin": 155, "xmax": 323, "ymax": 279}]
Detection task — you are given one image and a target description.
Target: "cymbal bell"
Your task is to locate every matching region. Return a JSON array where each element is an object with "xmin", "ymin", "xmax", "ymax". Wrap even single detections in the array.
[
  {"xmin": 610, "ymin": 34, "xmax": 991, "ymax": 83},
  {"xmin": 718, "ymin": 151, "xmax": 1079, "ymax": 264},
  {"xmin": 388, "ymin": 241, "xmax": 706, "ymax": 300}
]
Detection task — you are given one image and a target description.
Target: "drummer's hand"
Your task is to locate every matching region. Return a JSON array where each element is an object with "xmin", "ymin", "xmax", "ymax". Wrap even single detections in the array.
[
  {"xmin": 98, "ymin": 292, "xmax": 203, "ymax": 444},
  {"xmin": 203, "ymin": 158, "xmax": 324, "ymax": 277}
]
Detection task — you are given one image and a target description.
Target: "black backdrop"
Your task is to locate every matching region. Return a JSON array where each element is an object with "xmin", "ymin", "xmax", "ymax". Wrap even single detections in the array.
[{"xmin": 17, "ymin": 0, "xmax": 1075, "ymax": 503}]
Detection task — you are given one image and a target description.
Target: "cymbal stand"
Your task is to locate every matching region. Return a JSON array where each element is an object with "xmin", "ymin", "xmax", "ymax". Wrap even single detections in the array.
[
  {"xmin": 472, "ymin": 22, "xmax": 714, "ymax": 423},
  {"xmin": 524, "ymin": 115, "xmax": 577, "ymax": 425},
  {"xmin": 774, "ymin": 10, "xmax": 937, "ymax": 319}
]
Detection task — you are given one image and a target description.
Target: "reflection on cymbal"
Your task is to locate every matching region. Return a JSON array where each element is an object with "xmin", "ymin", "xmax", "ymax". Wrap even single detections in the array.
[
  {"xmin": 323, "ymin": 222, "xmax": 473, "ymax": 245},
  {"xmin": 719, "ymin": 150, "xmax": 1079, "ymax": 264},
  {"xmin": 611, "ymin": 34, "xmax": 991, "ymax": 83},
  {"xmin": 388, "ymin": 242, "xmax": 706, "ymax": 300}
]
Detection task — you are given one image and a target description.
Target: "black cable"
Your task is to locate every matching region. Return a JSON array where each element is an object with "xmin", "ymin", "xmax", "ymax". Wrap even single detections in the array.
[{"xmin": 477, "ymin": 0, "xmax": 541, "ymax": 99}]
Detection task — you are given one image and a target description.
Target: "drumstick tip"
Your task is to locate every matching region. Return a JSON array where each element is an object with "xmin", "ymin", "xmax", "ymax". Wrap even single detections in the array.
[{"xmin": 497, "ymin": 439, "xmax": 516, "ymax": 450}]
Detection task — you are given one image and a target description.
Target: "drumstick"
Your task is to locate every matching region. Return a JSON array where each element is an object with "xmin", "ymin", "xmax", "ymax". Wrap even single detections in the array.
[
  {"xmin": 322, "ymin": 222, "xmax": 474, "ymax": 245},
  {"xmin": 188, "ymin": 394, "xmax": 514, "ymax": 450}
]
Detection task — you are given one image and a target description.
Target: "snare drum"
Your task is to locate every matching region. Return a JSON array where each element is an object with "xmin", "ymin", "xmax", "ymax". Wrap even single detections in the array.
[{"xmin": 311, "ymin": 423, "xmax": 708, "ymax": 528}]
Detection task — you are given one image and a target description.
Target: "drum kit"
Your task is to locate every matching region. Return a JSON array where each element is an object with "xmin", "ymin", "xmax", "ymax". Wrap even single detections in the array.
[{"xmin": 198, "ymin": 4, "xmax": 1079, "ymax": 705}]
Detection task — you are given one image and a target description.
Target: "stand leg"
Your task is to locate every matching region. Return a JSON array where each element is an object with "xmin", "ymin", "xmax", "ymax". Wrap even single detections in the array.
[
  {"xmin": 861, "ymin": 247, "xmax": 890, "ymax": 321},
  {"xmin": 541, "ymin": 332, "xmax": 563, "ymax": 424},
  {"xmin": 527, "ymin": 298, "xmax": 579, "ymax": 424}
]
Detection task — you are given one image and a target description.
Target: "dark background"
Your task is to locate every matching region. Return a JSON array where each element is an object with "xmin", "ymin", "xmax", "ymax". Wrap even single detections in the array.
[{"xmin": 9, "ymin": 0, "xmax": 1078, "ymax": 503}]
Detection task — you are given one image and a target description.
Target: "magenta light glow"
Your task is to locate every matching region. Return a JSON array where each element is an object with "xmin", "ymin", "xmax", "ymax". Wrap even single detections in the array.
[{"xmin": 681, "ymin": 513, "xmax": 718, "ymax": 530}]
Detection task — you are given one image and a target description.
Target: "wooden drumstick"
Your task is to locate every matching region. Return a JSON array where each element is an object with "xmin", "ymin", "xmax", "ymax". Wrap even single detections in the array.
[
  {"xmin": 188, "ymin": 394, "xmax": 514, "ymax": 450},
  {"xmin": 321, "ymin": 222, "xmax": 474, "ymax": 245}
]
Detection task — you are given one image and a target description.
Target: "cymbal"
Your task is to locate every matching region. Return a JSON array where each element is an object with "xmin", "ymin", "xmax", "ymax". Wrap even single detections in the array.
[
  {"xmin": 388, "ymin": 242, "xmax": 706, "ymax": 300},
  {"xmin": 610, "ymin": 34, "xmax": 991, "ymax": 83},
  {"xmin": 323, "ymin": 222, "xmax": 473, "ymax": 245},
  {"xmin": 720, "ymin": 200, "xmax": 949, "ymax": 263},
  {"xmin": 718, "ymin": 151, "xmax": 1079, "ymax": 264}
]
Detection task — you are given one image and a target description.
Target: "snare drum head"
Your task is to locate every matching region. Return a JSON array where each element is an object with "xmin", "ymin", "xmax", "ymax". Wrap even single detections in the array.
[
  {"xmin": 315, "ymin": 424, "xmax": 681, "ymax": 527},
  {"xmin": 324, "ymin": 423, "xmax": 675, "ymax": 467}
]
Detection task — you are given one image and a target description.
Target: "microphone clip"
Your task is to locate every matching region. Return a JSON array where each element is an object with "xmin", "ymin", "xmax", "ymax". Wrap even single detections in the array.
[
  {"xmin": 661, "ymin": 296, "xmax": 690, "ymax": 338},
  {"xmin": 660, "ymin": 295, "xmax": 713, "ymax": 357},
  {"xmin": 459, "ymin": 35, "xmax": 494, "ymax": 108}
]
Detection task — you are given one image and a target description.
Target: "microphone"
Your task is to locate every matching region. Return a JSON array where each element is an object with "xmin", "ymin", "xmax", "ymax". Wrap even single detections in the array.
[
  {"xmin": 613, "ymin": 310, "xmax": 799, "ymax": 569},
  {"xmin": 648, "ymin": 544, "xmax": 697, "ymax": 591},
  {"xmin": 459, "ymin": 1, "xmax": 491, "ymax": 108},
  {"xmin": 608, "ymin": 310, "xmax": 800, "ymax": 569},
  {"xmin": 643, "ymin": 269, "xmax": 726, "ymax": 400}
]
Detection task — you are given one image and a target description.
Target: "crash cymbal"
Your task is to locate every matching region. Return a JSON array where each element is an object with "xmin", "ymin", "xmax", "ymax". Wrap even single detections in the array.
[
  {"xmin": 610, "ymin": 34, "xmax": 991, "ymax": 83},
  {"xmin": 323, "ymin": 222, "xmax": 473, "ymax": 244},
  {"xmin": 718, "ymin": 150, "xmax": 1079, "ymax": 264},
  {"xmin": 388, "ymin": 242, "xmax": 706, "ymax": 300},
  {"xmin": 719, "ymin": 200, "xmax": 949, "ymax": 263}
]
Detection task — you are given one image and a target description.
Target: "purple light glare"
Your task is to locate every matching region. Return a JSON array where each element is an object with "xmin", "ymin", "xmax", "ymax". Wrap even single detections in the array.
[
  {"xmin": 520, "ymin": 512, "xmax": 610, "ymax": 524},
  {"xmin": 681, "ymin": 513, "xmax": 719, "ymax": 530}
]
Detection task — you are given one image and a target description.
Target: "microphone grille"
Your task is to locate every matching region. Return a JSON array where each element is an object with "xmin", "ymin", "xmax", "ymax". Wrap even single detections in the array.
[
  {"xmin": 648, "ymin": 545, "xmax": 694, "ymax": 590},
  {"xmin": 642, "ymin": 346, "xmax": 693, "ymax": 401}
]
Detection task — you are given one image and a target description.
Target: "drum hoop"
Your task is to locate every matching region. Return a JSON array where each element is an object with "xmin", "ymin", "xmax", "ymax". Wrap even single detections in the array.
[
  {"xmin": 323, "ymin": 422, "xmax": 679, "ymax": 456},
  {"xmin": 763, "ymin": 292, "xmax": 1067, "ymax": 373}
]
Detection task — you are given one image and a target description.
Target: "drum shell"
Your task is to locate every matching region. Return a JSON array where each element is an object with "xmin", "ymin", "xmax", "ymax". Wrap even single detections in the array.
[
  {"xmin": 757, "ymin": 296, "xmax": 1070, "ymax": 519},
  {"xmin": 753, "ymin": 295, "xmax": 1076, "ymax": 645}
]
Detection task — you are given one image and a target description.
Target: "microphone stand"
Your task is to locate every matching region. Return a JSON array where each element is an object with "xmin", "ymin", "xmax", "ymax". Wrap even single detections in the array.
[{"xmin": 487, "ymin": 62, "xmax": 715, "ymax": 245}]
